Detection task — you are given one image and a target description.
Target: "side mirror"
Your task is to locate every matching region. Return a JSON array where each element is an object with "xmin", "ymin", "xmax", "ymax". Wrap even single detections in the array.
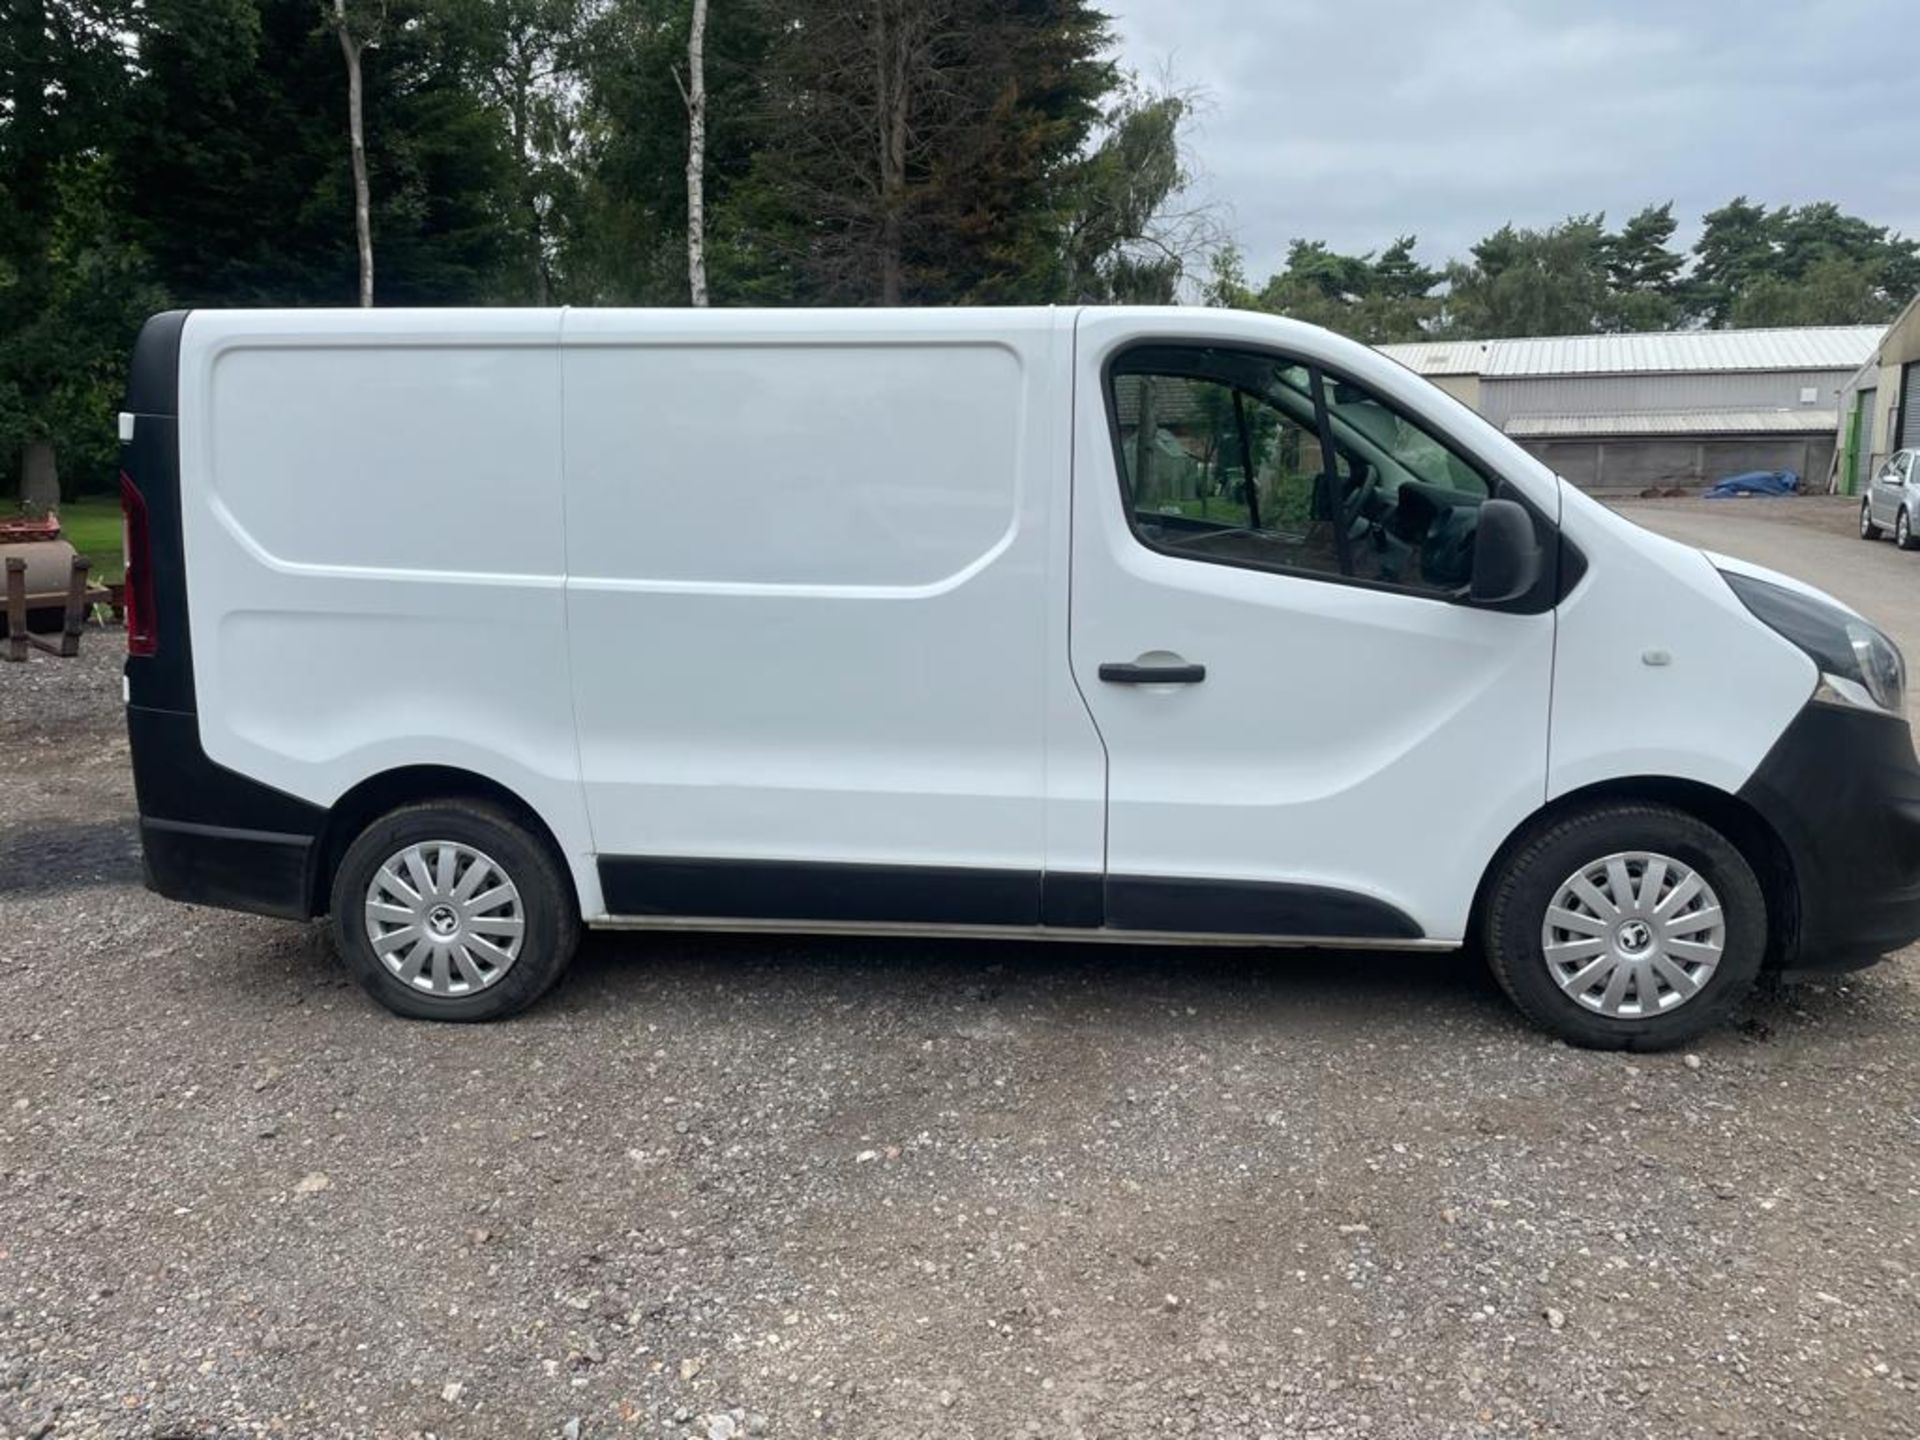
[{"xmin": 1470, "ymin": 498, "xmax": 1542, "ymax": 606}]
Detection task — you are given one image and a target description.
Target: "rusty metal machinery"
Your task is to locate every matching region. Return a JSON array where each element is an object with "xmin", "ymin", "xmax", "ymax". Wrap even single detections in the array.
[{"xmin": 3, "ymin": 537, "xmax": 102, "ymax": 657}]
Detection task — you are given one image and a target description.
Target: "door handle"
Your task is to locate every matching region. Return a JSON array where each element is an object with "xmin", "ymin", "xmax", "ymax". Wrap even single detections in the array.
[{"xmin": 1099, "ymin": 661, "xmax": 1207, "ymax": 685}]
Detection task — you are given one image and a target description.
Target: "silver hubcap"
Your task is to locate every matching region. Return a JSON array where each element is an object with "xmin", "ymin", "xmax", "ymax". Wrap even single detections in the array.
[
  {"xmin": 364, "ymin": 841, "xmax": 525, "ymax": 997},
  {"xmin": 1900, "ymin": 513, "xmax": 1909, "ymax": 543},
  {"xmin": 1863, "ymin": 506, "xmax": 1873, "ymax": 535},
  {"xmin": 1541, "ymin": 851, "xmax": 1725, "ymax": 1019}
]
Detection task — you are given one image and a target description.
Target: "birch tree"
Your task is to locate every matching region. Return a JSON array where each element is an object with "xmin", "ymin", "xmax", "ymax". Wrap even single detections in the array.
[
  {"xmin": 328, "ymin": 0, "xmax": 380, "ymax": 307},
  {"xmin": 683, "ymin": 0, "xmax": 708, "ymax": 305}
]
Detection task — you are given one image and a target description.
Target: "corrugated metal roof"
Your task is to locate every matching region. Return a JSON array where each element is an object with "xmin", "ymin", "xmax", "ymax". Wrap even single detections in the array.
[
  {"xmin": 1504, "ymin": 409, "xmax": 1839, "ymax": 439},
  {"xmin": 1377, "ymin": 341, "xmax": 1494, "ymax": 377},
  {"xmin": 1379, "ymin": 326, "xmax": 1884, "ymax": 379}
]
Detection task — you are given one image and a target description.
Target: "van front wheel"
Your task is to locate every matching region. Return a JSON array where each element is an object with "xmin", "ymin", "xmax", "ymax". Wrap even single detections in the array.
[
  {"xmin": 329, "ymin": 800, "xmax": 581, "ymax": 1021},
  {"xmin": 1481, "ymin": 802, "xmax": 1765, "ymax": 1051}
]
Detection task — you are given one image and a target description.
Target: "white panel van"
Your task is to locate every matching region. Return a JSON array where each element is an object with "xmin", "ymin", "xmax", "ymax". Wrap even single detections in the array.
[{"xmin": 120, "ymin": 307, "xmax": 1920, "ymax": 1049}]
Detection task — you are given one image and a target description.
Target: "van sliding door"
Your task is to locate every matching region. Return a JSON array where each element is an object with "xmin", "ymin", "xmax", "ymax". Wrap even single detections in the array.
[{"xmin": 559, "ymin": 310, "xmax": 1073, "ymax": 925}]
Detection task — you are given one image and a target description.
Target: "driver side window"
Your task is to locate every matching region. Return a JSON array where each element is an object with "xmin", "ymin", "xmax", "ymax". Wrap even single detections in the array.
[
  {"xmin": 1108, "ymin": 346, "xmax": 1493, "ymax": 596},
  {"xmin": 1111, "ymin": 368, "xmax": 1345, "ymax": 578}
]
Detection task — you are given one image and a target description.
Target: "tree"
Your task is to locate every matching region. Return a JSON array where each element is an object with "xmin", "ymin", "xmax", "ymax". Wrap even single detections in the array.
[
  {"xmin": 1731, "ymin": 257, "xmax": 1901, "ymax": 328},
  {"xmin": 1604, "ymin": 202, "xmax": 1684, "ymax": 332},
  {"xmin": 1441, "ymin": 216, "xmax": 1613, "ymax": 338},
  {"xmin": 715, "ymin": 0, "xmax": 1121, "ymax": 305},
  {"xmin": 1229, "ymin": 235, "xmax": 1440, "ymax": 342},
  {"xmin": 329, "ymin": 0, "xmax": 380, "ymax": 306},
  {"xmin": 0, "ymin": 0, "xmax": 148, "ymax": 504},
  {"xmin": 1690, "ymin": 198, "xmax": 1920, "ymax": 327},
  {"xmin": 682, "ymin": 0, "xmax": 708, "ymax": 305},
  {"xmin": 1054, "ymin": 86, "xmax": 1217, "ymax": 304},
  {"xmin": 564, "ymin": 0, "xmax": 1204, "ymax": 306},
  {"xmin": 1232, "ymin": 197, "xmax": 1918, "ymax": 343},
  {"xmin": 437, "ymin": 0, "xmax": 584, "ymax": 302},
  {"xmin": 1202, "ymin": 241, "xmax": 1255, "ymax": 310},
  {"xmin": 121, "ymin": 0, "xmax": 517, "ymax": 307},
  {"xmin": 569, "ymin": 0, "xmax": 772, "ymax": 303}
]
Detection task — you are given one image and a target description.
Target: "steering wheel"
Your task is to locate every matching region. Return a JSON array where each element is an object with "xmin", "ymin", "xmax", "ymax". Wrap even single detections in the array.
[{"xmin": 1338, "ymin": 460, "xmax": 1382, "ymax": 535}]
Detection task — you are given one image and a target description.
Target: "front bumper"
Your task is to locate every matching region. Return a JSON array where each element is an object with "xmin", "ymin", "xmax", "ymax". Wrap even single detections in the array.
[{"xmin": 1738, "ymin": 700, "xmax": 1920, "ymax": 971}]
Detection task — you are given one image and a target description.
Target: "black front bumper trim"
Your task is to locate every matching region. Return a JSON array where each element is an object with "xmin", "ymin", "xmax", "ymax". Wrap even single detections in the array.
[{"xmin": 1738, "ymin": 700, "xmax": 1920, "ymax": 970}]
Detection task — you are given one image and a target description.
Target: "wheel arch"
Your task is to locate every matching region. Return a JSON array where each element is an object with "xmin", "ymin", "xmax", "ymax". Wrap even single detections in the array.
[
  {"xmin": 309, "ymin": 765, "xmax": 579, "ymax": 917},
  {"xmin": 1471, "ymin": 776, "xmax": 1799, "ymax": 968}
]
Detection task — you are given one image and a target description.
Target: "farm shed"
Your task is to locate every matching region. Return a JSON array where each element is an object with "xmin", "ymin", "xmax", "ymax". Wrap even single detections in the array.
[
  {"xmin": 1835, "ymin": 293, "xmax": 1920, "ymax": 494},
  {"xmin": 1380, "ymin": 325, "xmax": 1884, "ymax": 493}
]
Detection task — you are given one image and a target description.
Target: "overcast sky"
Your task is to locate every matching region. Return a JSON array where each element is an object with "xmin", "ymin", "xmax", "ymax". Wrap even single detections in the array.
[{"xmin": 1110, "ymin": 0, "xmax": 1920, "ymax": 279}]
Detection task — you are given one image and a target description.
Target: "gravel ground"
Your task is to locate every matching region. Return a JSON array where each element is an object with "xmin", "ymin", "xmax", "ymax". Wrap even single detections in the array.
[{"xmin": 2, "ymin": 495, "xmax": 1917, "ymax": 1440}]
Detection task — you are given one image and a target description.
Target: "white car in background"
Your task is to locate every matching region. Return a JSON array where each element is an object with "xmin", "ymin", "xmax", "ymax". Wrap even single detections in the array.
[{"xmin": 1861, "ymin": 448, "xmax": 1920, "ymax": 548}]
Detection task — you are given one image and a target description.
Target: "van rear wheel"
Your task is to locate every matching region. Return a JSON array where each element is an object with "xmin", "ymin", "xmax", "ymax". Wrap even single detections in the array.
[
  {"xmin": 329, "ymin": 800, "xmax": 580, "ymax": 1021},
  {"xmin": 1481, "ymin": 801, "xmax": 1765, "ymax": 1051}
]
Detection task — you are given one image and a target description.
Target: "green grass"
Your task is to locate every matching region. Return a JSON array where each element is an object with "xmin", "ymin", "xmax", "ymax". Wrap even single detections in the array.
[
  {"xmin": 1149, "ymin": 496, "xmax": 1249, "ymax": 523},
  {"xmin": 50, "ymin": 497, "xmax": 123, "ymax": 583}
]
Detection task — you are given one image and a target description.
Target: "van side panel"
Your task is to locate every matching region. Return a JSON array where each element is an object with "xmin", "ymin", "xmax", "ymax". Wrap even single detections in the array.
[
  {"xmin": 562, "ymin": 310, "xmax": 1072, "ymax": 921},
  {"xmin": 174, "ymin": 310, "xmax": 602, "ymax": 915}
]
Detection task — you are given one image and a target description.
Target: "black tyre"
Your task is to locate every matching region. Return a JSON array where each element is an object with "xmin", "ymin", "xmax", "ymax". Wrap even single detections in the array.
[
  {"xmin": 329, "ymin": 799, "xmax": 580, "ymax": 1021},
  {"xmin": 1860, "ymin": 502, "xmax": 1881, "ymax": 540},
  {"xmin": 1482, "ymin": 802, "xmax": 1764, "ymax": 1051},
  {"xmin": 1898, "ymin": 508, "xmax": 1917, "ymax": 550}
]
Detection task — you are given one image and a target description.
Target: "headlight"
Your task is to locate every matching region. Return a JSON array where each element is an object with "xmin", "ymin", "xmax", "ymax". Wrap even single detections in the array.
[{"xmin": 1722, "ymin": 571, "xmax": 1906, "ymax": 716}]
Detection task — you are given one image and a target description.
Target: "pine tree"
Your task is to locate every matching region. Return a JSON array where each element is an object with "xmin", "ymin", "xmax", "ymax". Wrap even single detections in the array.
[
  {"xmin": 1603, "ymin": 202, "xmax": 1684, "ymax": 331},
  {"xmin": 712, "ymin": 0, "xmax": 1119, "ymax": 305},
  {"xmin": 1442, "ymin": 216, "xmax": 1613, "ymax": 339}
]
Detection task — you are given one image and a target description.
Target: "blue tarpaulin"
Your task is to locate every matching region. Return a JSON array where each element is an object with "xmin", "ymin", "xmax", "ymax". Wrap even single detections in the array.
[{"xmin": 1702, "ymin": 469, "xmax": 1799, "ymax": 498}]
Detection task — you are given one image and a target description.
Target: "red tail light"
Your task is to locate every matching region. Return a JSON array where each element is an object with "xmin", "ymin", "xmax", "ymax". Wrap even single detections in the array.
[{"xmin": 121, "ymin": 471, "xmax": 157, "ymax": 656}]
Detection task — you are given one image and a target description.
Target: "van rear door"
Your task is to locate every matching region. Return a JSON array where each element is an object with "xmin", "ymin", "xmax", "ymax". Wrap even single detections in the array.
[{"xmin": 1068, "ymin": 311, "xmax": 1557, "ymax": 943}]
